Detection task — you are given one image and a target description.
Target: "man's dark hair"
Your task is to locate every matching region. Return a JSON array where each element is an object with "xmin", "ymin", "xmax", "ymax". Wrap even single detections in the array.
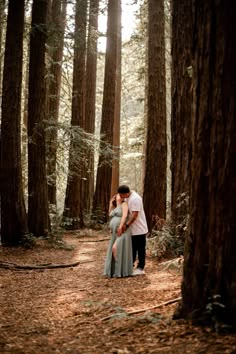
[{"xmin": 118, "ymin": 185, "xmax": 130, "ymax": 193}]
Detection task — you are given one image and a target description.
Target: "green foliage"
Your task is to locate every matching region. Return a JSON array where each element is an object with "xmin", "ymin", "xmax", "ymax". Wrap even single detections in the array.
[
  {"xmin": 20, "ymin": 233, "xmax": 37, "ymax": 249},
  {"xmin": 204, "ymin": 295, "xmax": 233, "ymax": 332},
  {"xmin": 45, "ymin": 120, "xmax": 115, "ymax": 179},
  {"xmin": 147, "ymin": 220, "xmax": 184, "ymax": 259},
  {"xmin": 61, "ymin": 216, "xmax": 81, "ymax": 230}
]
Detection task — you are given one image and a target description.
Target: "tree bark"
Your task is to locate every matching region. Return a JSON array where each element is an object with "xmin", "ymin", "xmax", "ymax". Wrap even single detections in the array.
[
  {"xmin": 47, "ymin": 0, "xmax": 67, "ymax": 206},
  {"xmin": 110, "ymin": 0, "xmax": 121, "ymax": 198},
  {"xmin": 143, "ymin": 0, "xmax": 167, "ymax": 232},
  {"xmin": 63, "ymin": 0, "xmax": 87, "ymax": 229},
  {"xmin": 28, "ymin": 0, "xmax": 50, "ymax": 237},
  {"xmin": 92, "ymin": 0, "xmax": 119, "ymax": 221},
  {"xmin": 84, "ymin": 0, "xmax": 99, "ymax": 213},
  {"xmin": 1, "ymin": 0, "xmax": 28, "ymax": 245},
  {"xmin": 171, "ymin": 0, "xmax": 192, "ymax": 227},
  {"xmin": 178, "ymin": 0, "xmax": 236, "ymax": 325}
]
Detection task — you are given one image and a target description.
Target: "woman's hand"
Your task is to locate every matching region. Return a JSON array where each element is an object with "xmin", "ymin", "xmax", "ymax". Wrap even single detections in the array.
[{"xmin": 117, "ymin": 225, "xmax": 123, "ymax": 236}]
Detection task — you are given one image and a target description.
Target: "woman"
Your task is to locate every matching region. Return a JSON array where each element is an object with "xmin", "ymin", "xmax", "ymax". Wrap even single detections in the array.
[{"xmin": 103, "ymin": 194, "xmax": 133, "ymax": 278}]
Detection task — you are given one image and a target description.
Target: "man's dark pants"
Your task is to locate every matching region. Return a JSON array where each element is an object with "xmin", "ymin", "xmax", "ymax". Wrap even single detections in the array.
[{"xmin": 132, "ymin": 234, "xmax": 146, "ymax": 270}]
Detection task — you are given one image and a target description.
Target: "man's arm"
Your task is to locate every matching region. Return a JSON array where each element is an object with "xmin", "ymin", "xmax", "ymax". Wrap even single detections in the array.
[{"xmin": 125, "ymin": 211, "xmax": 139, "ymax": 228}]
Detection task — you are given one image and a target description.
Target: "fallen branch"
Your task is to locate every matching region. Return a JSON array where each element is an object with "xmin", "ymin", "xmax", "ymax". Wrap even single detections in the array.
[
  {"xmin": 100, "ymin": 297, "xmax": 181, "ymax": 321},
  {"xmin": 78, "ymin": 238, "xmax": 110, "ymax": 243},
  {"xmin": 0, "ymin": 260, "xmax": 93, "ymax": 270}
]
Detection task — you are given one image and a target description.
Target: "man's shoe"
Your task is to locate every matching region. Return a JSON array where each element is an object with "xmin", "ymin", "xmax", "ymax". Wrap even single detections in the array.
[{"xmin": 132, "ymin": 268, "xmax": 145, "ymax": 276}]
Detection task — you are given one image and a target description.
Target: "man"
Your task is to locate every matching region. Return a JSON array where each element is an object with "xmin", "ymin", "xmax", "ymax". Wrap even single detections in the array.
[{"xmin": 117, "ymin": 185, "xmax": 148, "ymax": 275}]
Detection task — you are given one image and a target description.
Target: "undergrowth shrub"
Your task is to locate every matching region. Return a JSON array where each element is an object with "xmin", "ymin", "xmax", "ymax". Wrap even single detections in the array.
[{"xmin": 147, "ymin": 215, "xmax": 188, "ymax": 259}]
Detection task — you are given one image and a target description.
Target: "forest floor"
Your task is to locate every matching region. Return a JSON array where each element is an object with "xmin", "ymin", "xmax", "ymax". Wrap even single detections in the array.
[{"xmin": 0, "ymin": 229, "xmax": 236, "ymax": 354}]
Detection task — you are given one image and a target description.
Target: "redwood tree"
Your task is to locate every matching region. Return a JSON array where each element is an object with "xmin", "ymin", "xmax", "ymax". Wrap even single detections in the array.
[
  {"xmin": 1, "ymin": 0, "xmax": 28, "ymax": 245},
  {"xmin": 47, "ymin": 0, "xmax": 67, "ymax": 206},
  {"xmin": 110, "ymin": 0, "xmax": 121, "ymax": 198},
  {"xmin": 63, "ymin": 0, "xmax": 88, "ymax": 228},
  {"xmin": 84, "ymin": 0, "xmax": 99, "ymax": 212},
  {"xmin": 171, "ymin": 0, "xmax": 192, "ymax": 227},
  {"xmin": 28, "ymin": 0, "xmax": 50, "ymax": 236},
  {"xmin": 143, "ymin": 0, "xmax": 167, "ymax": 232},
  {"xmin": 177, "ymin": 0, "xmax": 236, "ymax": 325},
  {"xmin": 92, "ymin": 0, "xmax": 120, "ymax": 221}
]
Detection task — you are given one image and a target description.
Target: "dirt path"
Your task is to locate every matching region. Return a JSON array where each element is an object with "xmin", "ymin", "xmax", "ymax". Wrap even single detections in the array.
[{"xmin": 0, "ymin": 230, "xmax": 235, "ymax": 353}]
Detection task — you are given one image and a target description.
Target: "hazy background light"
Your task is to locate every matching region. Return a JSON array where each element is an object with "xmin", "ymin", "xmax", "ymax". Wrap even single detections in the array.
[{"xmin": 98, "ymin": 0, "xmax": 139, "ymax": 52}]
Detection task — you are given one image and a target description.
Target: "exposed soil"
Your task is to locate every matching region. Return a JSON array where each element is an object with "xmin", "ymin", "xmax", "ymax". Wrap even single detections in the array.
[{"xmin": 0, "ymin": 230, "xmax": 236, "ymax": 354}]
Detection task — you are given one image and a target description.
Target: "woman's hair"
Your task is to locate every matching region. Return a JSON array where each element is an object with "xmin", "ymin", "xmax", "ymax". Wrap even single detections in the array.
[
  {"xmin": 117, "ymin": 185, "xmax": 130, "ymax": 194},
  {"xmin": 111, "ymin": 195, "xmax": 117, "ymax": 207}
]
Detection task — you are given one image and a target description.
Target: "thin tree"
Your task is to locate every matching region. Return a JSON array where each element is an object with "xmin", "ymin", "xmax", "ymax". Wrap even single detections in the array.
[
  {"xmin": 171, "ymin": 0, "xmax": 192, "ymax": 227},
  {"xmin": 143, "ymin": 0, "xmax": 167, "ymax": 232},
  {"xmin": 176, "ymin": 0, "xmax": 236, "ymax": 325},
  {"xmin": 63, "ymin": 0, "xmax": 87, "ymax": 229},
  {"xmin": 47, "ymin": 0, "xmax": 67, "ymax": 206},
  {"xmin": 84, "ymin": 0, "xmax": 99, "ymax": 212},
  {"xmin": 92, "ymin": 0, "xmax": 120, "ymax": 221},
  {"xmin": 28, "ymin": 0, "xmax": 50, "ymax": 236},
  {"xmin": 0, "ymin": 0, "xmax": 6, "ymax": 96},
  {"xmin": 1, "ymin": 0, "xmax": 28, "ymax": 245},
  {"xmin": 110, "ymin": 0, "xmax": 121, "ymax": 198}
]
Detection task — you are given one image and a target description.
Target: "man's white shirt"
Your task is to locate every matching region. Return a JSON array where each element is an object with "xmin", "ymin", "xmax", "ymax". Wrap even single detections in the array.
[{"xmin": 126, "ymin": 191, "xmax": 148, "ymax": 235}]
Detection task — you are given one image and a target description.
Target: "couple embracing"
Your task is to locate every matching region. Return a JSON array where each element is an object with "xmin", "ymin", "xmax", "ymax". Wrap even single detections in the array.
[{"xmin": 103, "ymin": 185, "xmax": 148, "ymax": 278}]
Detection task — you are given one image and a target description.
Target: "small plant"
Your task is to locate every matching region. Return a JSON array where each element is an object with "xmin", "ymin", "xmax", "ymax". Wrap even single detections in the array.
[
  {"xmin": 205, "ymin": 294, "xmax": 226, "ymax": 331},
  {"xmin": 21, "ymin": 233, "xmax": 37, "ymax": 249}
]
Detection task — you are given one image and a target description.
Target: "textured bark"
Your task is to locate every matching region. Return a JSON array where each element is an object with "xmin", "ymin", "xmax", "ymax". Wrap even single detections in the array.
[
  {"xmin": 47, "ymin": 0, "xmax": 67, "ymax": 205},
  {"xmin": 1, "ymin": 0, "xmax": 28, "ymax": 245},
  {"xmin": 171, "ymin": 1, "xmax": 192, "ymax": 226},
  {"xmin": 28, "ymin": 0, "xmax": 50, "ymax": 237},
  {"xmin": 178, "ymin": 0, "xmax": 236, "ymax": 324},
  {"xmin": 110, "ymin": 0, "xmax": 121, "ymax": 197},
  {"xmin": 84, "ymin": 0, "xmax": 99, "ymax": 212},
  {"xmin": 63, "ymin": 0, "xmax": 87, "ymax": 228},
  {"xmin": 92, "ymin": 0, "xmax": 119, "ymax": 221},
  {"xmin": 143, "ymin": 0, "xmax": 167, "ymax": 232}
]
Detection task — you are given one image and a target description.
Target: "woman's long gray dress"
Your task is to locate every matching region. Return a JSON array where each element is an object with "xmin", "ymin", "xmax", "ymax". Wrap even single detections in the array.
[{"xmin": 103, "ymin": 205, "xmax": 133, "ymax": 277}]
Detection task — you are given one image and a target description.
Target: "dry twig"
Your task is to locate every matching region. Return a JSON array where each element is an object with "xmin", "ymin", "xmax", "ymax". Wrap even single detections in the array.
[
  {"xmin": 77, "ymin": 238, "xmax": 110, "ymax": 243},
  {"xmin": 100, "ymin": 297, "xmax": 181, "ymax": 321}
]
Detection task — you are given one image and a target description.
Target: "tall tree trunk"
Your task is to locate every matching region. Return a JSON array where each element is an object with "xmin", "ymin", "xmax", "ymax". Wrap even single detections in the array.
[
  {"xmin": 84, "ymin": 0, "xmax": 99, "ymax": 213},
  {"xmin": 110, "ymin": 0, "xmax": 121, "ymax": 197},
  {"xmin": 143, "ymin": 0, "xmax": 167, "ymax": 232},
  {"xmin": 63, "ymin": 0, "xmax": 87, "ymax": 229},
  {"xmin": 92, "ymin": 0, "xmax": 119, "ymax": 221},
  {"xmin": 1, "ymin": 0, "xmax": 28, "ymax": 245},
  {"xmin": 47, "ymin": 0, "xmax": 67, "ymax": 206},
  {"xmin": 28, "ymin": 0, "xmax": 50, "ymax": 237},
  {"xmin": 177, "ymin": 0, "xmax": 236, "ymax": 325},
  {"xmin": 171, "ymin": 0, "xmax": 192, "ymax": 227}
]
